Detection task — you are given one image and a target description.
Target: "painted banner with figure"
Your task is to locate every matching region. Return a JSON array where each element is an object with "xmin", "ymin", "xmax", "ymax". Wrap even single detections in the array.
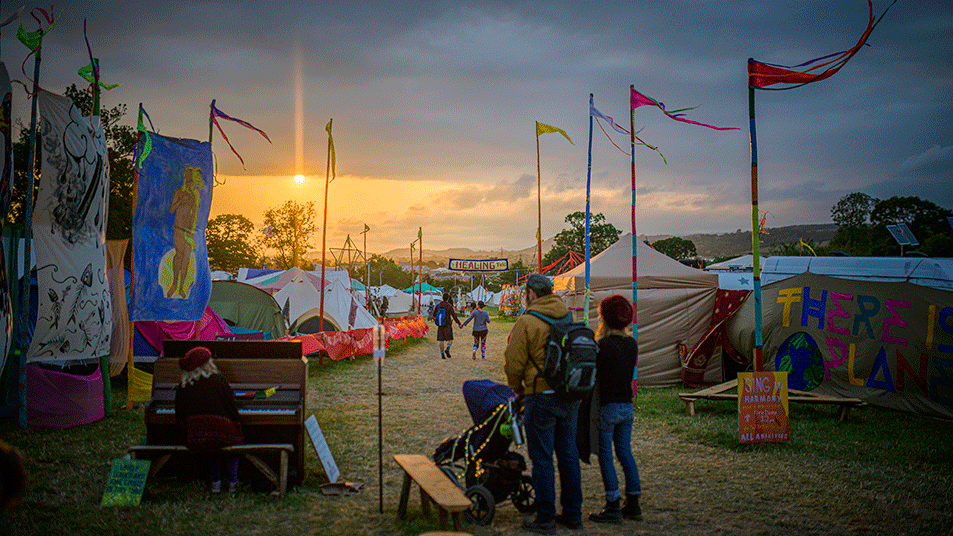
[
  {"xmin": 27, "ymin": 90, "xmax": 112, "ymax": 362},
  {"xmin": 756, "ymin": 273, "xmax": 953, "ymax": 419},
  {"xmin": 130, "ymin": 133, "xmax": 212, "ymax": 321}
]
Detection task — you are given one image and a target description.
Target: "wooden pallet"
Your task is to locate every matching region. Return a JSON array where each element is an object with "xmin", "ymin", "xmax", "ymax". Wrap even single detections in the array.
[{"xmin": 678, "ymin": 380, "xmax": 867, "ymax": 422}]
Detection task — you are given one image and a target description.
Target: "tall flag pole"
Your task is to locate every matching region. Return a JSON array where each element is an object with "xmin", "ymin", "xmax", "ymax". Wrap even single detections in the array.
[
  {"xmin": 535, "ymin": 121, "xmax": 574, "ymax": 273},
  {"xmin": 584, "ymin": 94, "xmax": 594, "ymax": 326},
  {"xmin": 628, "ymin": 86, "xmax": 638, "ymax": 341},
  {"xmin": 17, "ymin": 11, "xmax": 49, "ymax": 429},
  {"xmin": 746, "ymin": 0, "xmax": 893, "ymax": 371},
  {"xmin": 417, "ymin": 227, "xmax": 424, "ymax": 315},
  {"xmin": 409, "ymin": 241, "xmax": 416, "ymax": 310},
  {"xmin": 319, "ymin": 119, "xmax": 334, "ymax": 364},
  {"xmin": 362, "ymin": 224, "xmax": 370, "ymax": 310},
  {"xmin": 126, "ymin": 104, "xmax": 147, "ymax": 409}
]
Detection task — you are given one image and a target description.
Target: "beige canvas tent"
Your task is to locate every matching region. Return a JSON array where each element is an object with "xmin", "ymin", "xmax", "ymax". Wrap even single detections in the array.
[{"xmin": 554, "ymin": 234, "xmax": 719, "ymax": 386}]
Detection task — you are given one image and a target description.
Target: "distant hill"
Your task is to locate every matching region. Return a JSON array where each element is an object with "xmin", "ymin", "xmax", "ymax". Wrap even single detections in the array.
[
  {"xmin": 643, "ymin": 223, "xmax": 838, "ymax": 259},
  {"xmin": 375, "ymin": 223, "xmax": 838, "ymax": 265}
]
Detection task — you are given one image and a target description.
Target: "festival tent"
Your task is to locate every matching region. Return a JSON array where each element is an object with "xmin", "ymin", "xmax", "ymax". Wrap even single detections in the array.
[
  {"xmin": 210, "ymin": 270, "xmax": 234, "ymax": 280},
  {"xmin": 707, "ymin": 255, "xmax": 767, "ymax": 272},
  {"xmin": 553, "ymin": 234, "xmax": 720, "ymax": 386},
  {"xmin": 724, "ymin": 261, "xmax": 953, "ymax": 418},
  {"xmin": 240, "ymin": 267, "xmax": 377, "ymax": 333},
  {"xmin": 208, "ymin": 280, "xmax": 287, "ymax": 339},
  {"xmin": 381, "ymin": 289, "xmax": 414, "ymax": 317}
]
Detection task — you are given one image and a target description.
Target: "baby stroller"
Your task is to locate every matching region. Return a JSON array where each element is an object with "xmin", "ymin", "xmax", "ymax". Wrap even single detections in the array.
[{"xmin": 432, "ymin": 380, "xmax": 536, "ymax": 525}]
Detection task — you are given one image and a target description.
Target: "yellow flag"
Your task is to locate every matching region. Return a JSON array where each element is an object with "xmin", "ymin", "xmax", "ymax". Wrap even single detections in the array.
[
  {"xmin": 536, "ymin": 121, "xmax": 574, "ymax": 145},
  {"xmin": 363, "ymin": 223, "xmax": 370, "ymax": 233},
  {"xmin": 418, "ymin": 227, "xmax": 422, "ymax": 239},
  {"xmin": 326, "ymin": 119, "xmax": 336, "ymax": 181},
  {"xmin": 536, "ymin": 228, "xmax": 541, "ymax": 242}
]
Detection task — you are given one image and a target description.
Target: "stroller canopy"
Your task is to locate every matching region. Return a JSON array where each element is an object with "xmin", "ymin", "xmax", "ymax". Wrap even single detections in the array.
[{"xmin": 463, "ymin": 380, "xmax": 515, "ymax": 425}]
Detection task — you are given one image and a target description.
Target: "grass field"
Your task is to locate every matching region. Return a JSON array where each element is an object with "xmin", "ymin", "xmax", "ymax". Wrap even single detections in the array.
[{"xmin": 2, "ymin": 319, "xmax": 952, "ymax": 535}]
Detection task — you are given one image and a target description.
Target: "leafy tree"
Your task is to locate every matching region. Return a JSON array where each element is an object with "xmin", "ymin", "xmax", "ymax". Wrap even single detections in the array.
[
  {"xmin": 367, "ymin": 254, "xmax": 412, "ymax": 288},
  {"xmin": 261, "ymin": 200, "xmax": 317, "ymax": 269},
  {"xmin": 542, "ymin": 211, "xmax": 621, "ymax": 269},
  {"xmin": 652, "ymin": 236, "xmax": 697, "ymax": 260},
  {"xmin": 207, "ymin": 214, "xmax": 260, "ymax": 272},
  {"xmin": 869, "ymin": 196, "xmax": 953, "ymax": 256},
  {"xmin": 8, "ymin": 85, "xmax": 136, "ymax": 241},
  {"xmin": 829, "ymin": 192, "xmax": 878, "ymax": 255},
  {"xmin": 768, "ymin": 237, "xmax": 829, "ymax": 256},
  {"xmin": 499, "ymin": 259, "xmax": 529, "ymax": 285}
]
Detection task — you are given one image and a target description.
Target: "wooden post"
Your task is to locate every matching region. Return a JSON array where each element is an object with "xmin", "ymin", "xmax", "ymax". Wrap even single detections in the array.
[{"xmin": 319, "ymin": 119, "xmax": 332, "ymax": 365}]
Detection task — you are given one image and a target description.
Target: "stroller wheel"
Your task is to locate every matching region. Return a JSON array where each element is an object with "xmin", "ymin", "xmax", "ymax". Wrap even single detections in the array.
[
  {"xmin": 511, "ymin": 475, "xmax": 536, "ymax": 514},
  {"xmin": 463, "ymin": 484, "xmax": 495, "ymax": 526}
]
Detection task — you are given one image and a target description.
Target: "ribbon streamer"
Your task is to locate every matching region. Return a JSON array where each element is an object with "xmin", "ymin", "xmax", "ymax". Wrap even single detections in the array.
[{"xmin": 210, "ymin": 100, "xmax": 272, "ymax": 168}]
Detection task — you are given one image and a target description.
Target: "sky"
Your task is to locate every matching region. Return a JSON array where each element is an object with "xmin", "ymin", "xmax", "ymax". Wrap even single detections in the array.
[{"xmin": 2, "ymin": 0, "xmax": 951, "ymax": 257}]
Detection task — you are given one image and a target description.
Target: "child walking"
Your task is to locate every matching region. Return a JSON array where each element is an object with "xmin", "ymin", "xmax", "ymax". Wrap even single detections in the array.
[{"xmin": 461, "ymin": 300, "xmax": 490, "ymax": 359}]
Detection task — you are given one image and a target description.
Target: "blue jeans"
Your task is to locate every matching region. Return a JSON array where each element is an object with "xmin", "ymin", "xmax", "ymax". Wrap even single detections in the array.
[
  {"xmin": 524, "ymin": 394, "xmax": 582, "ymax": 521},
  {"xmin": 597, "ymin": 402, "xmax": 641, "ymax": 501}
]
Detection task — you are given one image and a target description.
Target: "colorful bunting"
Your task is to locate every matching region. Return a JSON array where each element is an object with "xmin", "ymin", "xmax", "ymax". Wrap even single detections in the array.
[{"xmin": 78, "ymin": 61, "xmax": 121, "ymax": 91}]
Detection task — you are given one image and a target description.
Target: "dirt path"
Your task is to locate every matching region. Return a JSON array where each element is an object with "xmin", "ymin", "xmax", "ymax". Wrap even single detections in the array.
[{"xmin": 302, "ymin": 319, "xmax": 951, "ymax": 536}]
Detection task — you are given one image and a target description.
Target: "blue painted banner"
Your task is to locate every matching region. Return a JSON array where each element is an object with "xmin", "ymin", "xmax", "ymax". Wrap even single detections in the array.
[{"xmin": 130, "ymin": 133, "xmax": 212, "ymax": 321}]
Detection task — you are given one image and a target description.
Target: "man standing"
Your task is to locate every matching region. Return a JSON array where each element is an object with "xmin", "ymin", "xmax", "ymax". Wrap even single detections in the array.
[
  {"xmin": 504, "ymin": 274, "xmax": 582, "ymax": 533},
  {"xmin": 433, "ymin": 292, "xmax": 462, "ymax": 359}
]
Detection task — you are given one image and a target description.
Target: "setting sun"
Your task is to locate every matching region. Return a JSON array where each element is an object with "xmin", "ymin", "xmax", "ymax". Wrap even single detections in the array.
[{"xmin": 293, "ymin": 174, "xmax": 305, "ymax": 185}]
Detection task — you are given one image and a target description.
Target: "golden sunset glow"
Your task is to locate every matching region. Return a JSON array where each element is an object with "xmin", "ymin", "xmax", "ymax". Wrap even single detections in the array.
[{"xmin": 293, "ymin": 174, "xmax": 305, "ymax": 185}]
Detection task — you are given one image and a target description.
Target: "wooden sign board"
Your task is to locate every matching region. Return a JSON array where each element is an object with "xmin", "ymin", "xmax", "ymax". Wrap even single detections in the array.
[
  {"xmin": 101, "ymin": 459, "xmax": 151, "ymax": 506},
  {"xmin": 306, "ymin": 415, "xmax": 340, "ymax": 483},
  {"xmin": 738, "ymin": 371, "xmax": 790, "ymax": 444}
]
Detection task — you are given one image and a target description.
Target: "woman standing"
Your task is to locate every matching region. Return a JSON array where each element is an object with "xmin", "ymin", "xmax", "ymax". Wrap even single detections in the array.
[
  {"xmin": 175, "ymin": 346, "xmax": 244, "ymax": 493},
  {"xmin": 589, "ymin": 294, "xmax": 642, "ymax": 523}
]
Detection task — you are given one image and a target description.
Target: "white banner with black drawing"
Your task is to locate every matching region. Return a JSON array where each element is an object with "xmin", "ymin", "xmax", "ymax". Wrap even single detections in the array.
[{"xmin": 26, "ymin": 90, "xmax": 112, "ymax": 362}]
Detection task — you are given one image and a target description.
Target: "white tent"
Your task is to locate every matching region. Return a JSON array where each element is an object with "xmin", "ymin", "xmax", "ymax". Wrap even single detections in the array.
[
  {"xmin": 240, "ymin": 267, "xmax": 377, "ymax": 332},
  {"xmin": 554, "ymin": 234, "xmax": 719, "ymax": 386},
  {"xmin": 706, "ymin": 254, "xmax": 767, "ymax": 272}
]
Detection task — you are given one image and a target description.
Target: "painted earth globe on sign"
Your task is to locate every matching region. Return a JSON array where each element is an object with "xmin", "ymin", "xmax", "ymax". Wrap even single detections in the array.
[{"xmin": 774, "ymin": 332, "xmax": 825, "ymax": 391}]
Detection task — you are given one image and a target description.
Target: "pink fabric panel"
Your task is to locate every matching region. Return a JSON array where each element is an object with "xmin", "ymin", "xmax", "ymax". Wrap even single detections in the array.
[
  {"xmin": 27, "ymin": 364, "xmax": 104, "ymax": 429},
  {"xmin": 136, "ymin": 307, "xmax": 234, "ymax": 355}
]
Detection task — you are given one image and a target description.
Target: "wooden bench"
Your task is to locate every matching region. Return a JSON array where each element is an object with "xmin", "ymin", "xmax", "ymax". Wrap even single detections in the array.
[
  {"xmin": 679, "ymin": 379, "xmax": 867, "ymax": 422},
  {"xmin": 128, "ymin": 443, "xmax": 295, "ymax": 496},
  {"xmin": 394, "ymin": 454, "xmax": 472, "ymax": 531}
]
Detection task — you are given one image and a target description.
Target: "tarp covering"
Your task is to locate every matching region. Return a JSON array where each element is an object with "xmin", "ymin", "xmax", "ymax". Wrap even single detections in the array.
[
  {"xmin": 727, "ymin": 272, "xmax": 953, "ymax": 419},
  {"xmin": 27, "ymin": 363, "xmax": 104, "ymax": 428},
  {"xmin": 554, "ymin": 234, "xmax": 719, "ymax": 386},
  {"xmin": 106, "ymin": 240, "xmax": 130, "ymax": 376},
  {"xmin": 208, "ymin": 280, "xmax": 286, "ymax": 339},
  {"xmin": 135, "ymin": 306, "xmax": 233, "ymax": 356},
  {"xmin": 27, "ymin": 90, "xmax": 112, "ymax": 363}
]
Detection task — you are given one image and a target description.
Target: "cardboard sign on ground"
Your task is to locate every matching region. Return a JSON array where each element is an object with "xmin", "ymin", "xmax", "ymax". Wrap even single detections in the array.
[
  {"xmin": 306, "ymin": 414, "xmax": 340, "ymax": 483},
  {"xmin": 101, "ymin": 458, "xmax": 151, "ymax": 506}
]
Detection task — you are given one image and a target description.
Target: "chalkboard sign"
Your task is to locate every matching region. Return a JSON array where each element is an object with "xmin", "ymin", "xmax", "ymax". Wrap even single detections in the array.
[
  {"xmin": 305, "ymin": 415, "xmax": 340, "ymax": 483},
  {"xmin": 101, "ymin": 459, "xmax": 151, "ymax": 506}
]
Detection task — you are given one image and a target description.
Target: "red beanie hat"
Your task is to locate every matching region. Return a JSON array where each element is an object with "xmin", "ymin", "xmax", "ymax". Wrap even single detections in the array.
[
  {"xmin": 599, "ymin": 294, "xmax": 633, "ymax": 330},
  {"xmin": 179, "ymin": 346, "xmax": 211, "ymax": 372}
]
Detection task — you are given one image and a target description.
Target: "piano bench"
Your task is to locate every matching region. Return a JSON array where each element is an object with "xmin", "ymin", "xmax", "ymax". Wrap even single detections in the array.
[
  {"xmin": 394, "ymin": 454, "xmax": 472, "ymax": 531},
  {"xmin": 128, "ymin": 443, "xmax": 295, "ymax": 497}
]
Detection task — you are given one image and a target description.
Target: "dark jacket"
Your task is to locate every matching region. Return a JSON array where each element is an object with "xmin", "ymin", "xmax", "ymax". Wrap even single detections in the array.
[
  {"xmin": 174, "ymin": 373, "xmax": 241, "ymax": 425},
  {"xmin": 597, "ymin": 335, "xmax": 638, "ymax": 405}
]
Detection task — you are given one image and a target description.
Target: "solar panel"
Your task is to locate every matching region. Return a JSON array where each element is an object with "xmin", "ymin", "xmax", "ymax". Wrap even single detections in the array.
[{"xmin": 885, "ymin": 224, "xmax": 911, "ymax": 246}]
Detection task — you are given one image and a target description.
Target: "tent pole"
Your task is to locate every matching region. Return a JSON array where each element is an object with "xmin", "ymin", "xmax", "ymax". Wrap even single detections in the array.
[{"xmin": 748, "ymin": 85, "xmax": 764, "ymax": 372}]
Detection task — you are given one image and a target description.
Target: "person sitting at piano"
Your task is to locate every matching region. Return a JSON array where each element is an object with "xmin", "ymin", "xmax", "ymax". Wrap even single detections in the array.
[{"xmin": 175, "ymin": 346, "xmax": 245, "ymax": 493}]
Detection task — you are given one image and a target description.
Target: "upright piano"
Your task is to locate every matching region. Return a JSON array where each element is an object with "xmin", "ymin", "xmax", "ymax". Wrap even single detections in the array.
[{"xmin": 144, "ymin": 340, "xmax": 307, "ymax": 485}]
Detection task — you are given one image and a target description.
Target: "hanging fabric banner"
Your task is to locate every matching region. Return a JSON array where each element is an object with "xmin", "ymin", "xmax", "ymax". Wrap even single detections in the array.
[
  {"xmin": 27, "ymin": 90, "xmax": 112, "ymax": 362},
  {"xmin": 130, "ymin": 133, "xmax": 213, "ymax": 321}
]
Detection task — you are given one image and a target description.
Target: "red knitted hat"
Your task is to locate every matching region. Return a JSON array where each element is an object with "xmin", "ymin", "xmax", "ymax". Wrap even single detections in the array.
[
  {"xmin": 599, "ymin": 294, "xmax": 633, "ymax": 330},
  {"xmin": 179, "ymin": 346, "xmax": 211, "ymax": 372}
]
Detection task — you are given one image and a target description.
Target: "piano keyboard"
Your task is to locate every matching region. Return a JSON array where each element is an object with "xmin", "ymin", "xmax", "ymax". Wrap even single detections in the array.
[{"xmin": 155, "ymin": 408, "xmax": 296, "ymax": 416}]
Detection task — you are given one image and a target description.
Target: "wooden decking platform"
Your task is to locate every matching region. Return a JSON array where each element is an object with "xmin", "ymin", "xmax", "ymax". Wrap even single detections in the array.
[{"xmin": 678, "ymin": 380, "xmax": 867, "ymax": 422}]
